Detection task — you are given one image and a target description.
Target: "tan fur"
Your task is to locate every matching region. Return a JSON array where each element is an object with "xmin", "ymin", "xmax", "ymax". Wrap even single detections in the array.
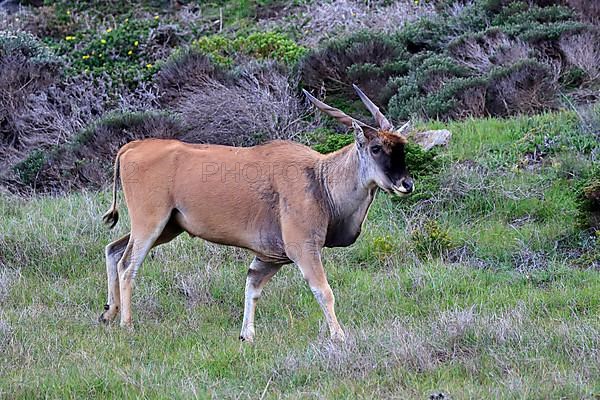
[{"xmin": 99, "ymin": 138, "xmax": 371, "ymax": 341}]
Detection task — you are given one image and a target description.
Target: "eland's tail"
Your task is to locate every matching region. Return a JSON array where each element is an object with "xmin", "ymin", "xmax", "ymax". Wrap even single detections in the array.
[{"xmin": 101, "ymin": 150, "xmax": 122, "ymax": 229}]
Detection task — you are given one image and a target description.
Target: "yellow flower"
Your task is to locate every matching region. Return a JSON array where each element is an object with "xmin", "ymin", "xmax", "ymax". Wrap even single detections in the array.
[
  {"xmin": 65, "ymin": 36, "xmax": 75, "ymax": 41},
  {"xmin": 101, "ymin": 39, "xmax": 106, "ymax": 44},
  {"xmin": 106, "ymin": 28, "xmax": 112, "ymax": 33},
  {"xmin": 146, "ymin": 63, "xmax": 153, "ymax": 69},
  {"xmin": 125, "ymin": 18, "xmax": 129, "ymax": 23},
  {"xmin": 82, "ymin": 55, "xmax": 90, "ymax": 60},
  {"xmin": 128, "ymin": 50, "xmax": 133, "ymax": 55},
  {"xmin": 66, "ymin": 10, "xmax": 70, "ymax": 15},
  {"xmin": 154, "ymin": 15, "xmax": 159, "ymax": 20},
  {"xmin": 134, "ymin": 40, "xmax": 139, "ymax": 46}
]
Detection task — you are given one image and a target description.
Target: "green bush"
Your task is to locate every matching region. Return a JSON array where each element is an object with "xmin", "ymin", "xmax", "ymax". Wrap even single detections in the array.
[
  {"xmin": 312, "ymin": 132, "xmax": 354, "ymax": 154},
  {"xmin": 405, "ymin": 143, "xmax": 442, "ymax": 179},
  {"xmin": 492, "ymin": 3, "xmax": 574, "ymax": 26},
  {"xmin": 13, "ymin": 150, "xmax": 47, "ymax": 186},
  {"xmin": 192, "ymin": 31, "xmax": 306, "ymax": 67},
  {"xmin": 576, "ymin": 168, "xmax": 600, "ymax": 231},
  {"xmin": 369, "ymin": 234, "xmax": 397, "ymax": 261},
  {"xmin": 411, "ymin": 219, "xmax": 455, "ymax": 259},
  {"xmin": 0, "ymin": 30, "xmax": 63, "ymax": 77}
]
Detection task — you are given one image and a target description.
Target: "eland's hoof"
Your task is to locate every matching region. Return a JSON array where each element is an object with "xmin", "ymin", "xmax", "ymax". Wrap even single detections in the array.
[
  {"xmin": 99, "ymin": 304, "xmax": 118, "ymax": 324},
  {"xmin": 120, "ymin": 320, "xmax": 134, "ymax": 332},
  {"xmin": 98, "ymin": 313, "xmax": 109, "ymax": 324}
]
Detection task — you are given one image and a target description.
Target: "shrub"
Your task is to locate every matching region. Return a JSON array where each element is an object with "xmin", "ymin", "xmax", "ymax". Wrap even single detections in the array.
[
  {"xmin": 559, "ymin": 31, "xmax": 600, "ymax": 86},
  {"xmin": 492, "ymin": 3, "xmax": 574, "ymax": 26},
  {"xmin": 0, "ymin": 30, "xmax": 63, "ymax": 96},
  {"xmin": 576, "ymin": 168, "xmax": 600, "ymax": 232},
  {"xmin": 261, "ymin": 0, "xmax": 435, "ymax": 47},
  {"xmin": 167, "ymin": 60, "xmax": 315, "ymax": 146},
  {"xmin": 405, "ymin": 143, "xmax": 442, "ymax": 179},
  {"xmin": 389, "ymin": 58, "xmax": 558, "ymax": 120},
  {"xmin": 312, "ymin": 133, "xmax": 354, "ymax": 154},
  {"xmin": 387, "ymin": 56, "xmax": 484, "ymax": 120},
  {"xmin": 191, "ymin": 31, "xmax": 307, "ymax": 67},
  {"xmin": 448, "ymin": 28, "xmax": 531, "ymax": 73},
  {"xmin": 156, "ymin": 48, "xmax": 225, "ymax": 106},
  {"xmin": 565, "ymin": 0, "xmax": 600, "ymax": 22},
  {"xmin": 411, "ymin": 219, "xmax": 454, "ymax": 259},
  {"xmin": 19, "ymin": 111, "xmax": 188, "ymax": 192},
  {"xmin": 158, "ymin": 48, "xmax": 316, "ymax": 146},
  {"xmin": 508, "ymin": 20, "xmax": 589, "ymax": 43},
  {"xmin": 485, "ymin": 59, "xmax": 559, "ymax": 116},
  {"xmin": 299, "ymin": 31, "xmax": 409, "ymax": 106},
  {"xmin": 13, "ymin": 150, "xmax": 46, "ymax": 186},
  {"xmin": 0, "ymin": 31, "xmax": 63, "ymax": 163},
  {"xmin": 300, "ymin": 0, "xmax": 596, "ymax": 121}
]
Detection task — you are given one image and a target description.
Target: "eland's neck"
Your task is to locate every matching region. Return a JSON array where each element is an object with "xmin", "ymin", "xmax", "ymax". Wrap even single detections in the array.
[{"xmin": 318, "ymin": 143, "xmax": 376, "ymax": 219}]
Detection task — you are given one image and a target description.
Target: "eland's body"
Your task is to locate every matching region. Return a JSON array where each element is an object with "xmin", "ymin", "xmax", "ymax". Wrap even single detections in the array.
[{"xmin": 99, "ymin": 86, "xmax": 414, "ymax": 342}]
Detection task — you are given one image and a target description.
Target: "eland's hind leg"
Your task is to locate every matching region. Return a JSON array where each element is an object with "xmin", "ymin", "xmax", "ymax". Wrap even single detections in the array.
[
  {"xmin": 239, "ymin": 257, "xmax": 281, "ymax": 343},
  {"xmin": 117, "ymin": 218, "xmax": 183, "ymax": 329},
  {"xmin": 99, "ymin": 234, "xmax": 130, "ymax": 323}
]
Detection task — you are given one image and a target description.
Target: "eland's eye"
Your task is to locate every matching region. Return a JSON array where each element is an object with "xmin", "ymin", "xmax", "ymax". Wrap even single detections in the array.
[{"xmin": 371, "ymin": 145, "xmax": 382, "ymax": 155}]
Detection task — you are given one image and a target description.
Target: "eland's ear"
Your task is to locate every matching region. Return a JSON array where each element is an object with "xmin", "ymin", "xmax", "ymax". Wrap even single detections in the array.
[
  {"xmin": 352, "ymin": 120, "xmax": 366, "ymax": 146},
  {"xmin": 395, "ymin": 120, "xmax": 411, "ymax": 136},
  {"xmin": 352, "ymin": 120, "xmax": 377, "ymax": 147}
]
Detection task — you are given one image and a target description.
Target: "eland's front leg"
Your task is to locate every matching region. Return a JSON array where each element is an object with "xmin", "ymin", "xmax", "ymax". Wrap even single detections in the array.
[
  {"xmin": 240, "ymin": 257, "xmax": 281, "ymax": 343},
  {"xmin": 295, "ymin": 252, "xmax": 345, "ymax": 342}
]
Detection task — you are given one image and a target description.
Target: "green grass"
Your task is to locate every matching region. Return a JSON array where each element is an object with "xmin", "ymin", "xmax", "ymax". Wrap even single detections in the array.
[{"xmin": 1, "ymin": 111, "xmax": 599, "ymax": 398}]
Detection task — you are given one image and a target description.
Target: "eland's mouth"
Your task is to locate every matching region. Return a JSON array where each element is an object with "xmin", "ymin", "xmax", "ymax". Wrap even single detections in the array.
[
  {"xmin": 392, "ymin": 185, "xmax": 412, "ymax": 196},
  {"xmin": 391, "ymin": 178, "xmax": 414, "ymax": 196}
]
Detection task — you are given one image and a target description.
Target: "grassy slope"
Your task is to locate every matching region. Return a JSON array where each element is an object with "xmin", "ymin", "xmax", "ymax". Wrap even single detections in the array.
[{"xmin": 1, "ymin": 111, "xmax": 599, "ymax": 399}]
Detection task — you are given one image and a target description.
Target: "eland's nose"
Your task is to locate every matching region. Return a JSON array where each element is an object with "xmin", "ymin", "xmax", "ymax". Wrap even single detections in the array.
[{"xmin": 401, "ymin": 177, "xmax": 414, "ymax": 193}]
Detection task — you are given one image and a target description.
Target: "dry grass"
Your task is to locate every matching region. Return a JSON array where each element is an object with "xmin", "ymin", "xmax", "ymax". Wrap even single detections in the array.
[
  {"xmin": 449, "ymin": 30, "xmax": 531, "ymax": 74},
  {"xmin": 160, "ymin": 54, "xmax": 316, "ymax": 146},
  {"xmin": 560, "ymin": 31, "xmax": 600, "ymax": 85},
  {"xmin": 260, "ymin": 0, "xmax": 435, "ymax": 47},
  {"xmin": 277, "ymin": 304, "xmax": 599, "ymax": 393}
]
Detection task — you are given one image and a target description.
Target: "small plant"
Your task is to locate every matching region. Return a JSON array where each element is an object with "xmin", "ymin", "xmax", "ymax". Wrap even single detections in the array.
[
  {"xmin": 405, "ymin": 142, "xmax": 442, "ymax": 179},
  {"xmin": 355, "ymin": 233, "xmax": 398, "ymax": 265},
  {"xmin": 411, "ymin": 219, "xmax": 454, "ymax": 258},
  {"xmin": 575, "ymin": 168, "xmax": 600, "ymax": 231},
  {"xmin": 371, "ymin": 235, "xmax": 396, "ymax": 260},
  {"xmin": 13, "ymin": 150, "xmax": 47, "ymax": 186}
]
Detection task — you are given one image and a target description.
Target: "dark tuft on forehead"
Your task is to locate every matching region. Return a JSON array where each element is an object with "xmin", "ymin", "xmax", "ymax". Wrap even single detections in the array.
[{"xmin": 379, "ymin": 131, "xmax": 408, "ymax": 147}]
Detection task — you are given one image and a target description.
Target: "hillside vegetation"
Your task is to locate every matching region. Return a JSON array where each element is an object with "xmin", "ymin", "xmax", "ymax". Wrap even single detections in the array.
[{"xmin": 0, "ymin": 0, "xmax": 599, "ymax": 399}]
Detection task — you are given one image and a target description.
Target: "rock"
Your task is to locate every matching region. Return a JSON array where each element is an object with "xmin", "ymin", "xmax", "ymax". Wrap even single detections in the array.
[{"xmin": 412, "ymin": 129, "xmax": 452, "ymax": 151}]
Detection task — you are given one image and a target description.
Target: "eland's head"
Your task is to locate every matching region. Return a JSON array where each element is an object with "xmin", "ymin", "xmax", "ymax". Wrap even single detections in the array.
[{"xmin": 303, "ymin": 85, "xmax": 414, "ymax": 196}]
